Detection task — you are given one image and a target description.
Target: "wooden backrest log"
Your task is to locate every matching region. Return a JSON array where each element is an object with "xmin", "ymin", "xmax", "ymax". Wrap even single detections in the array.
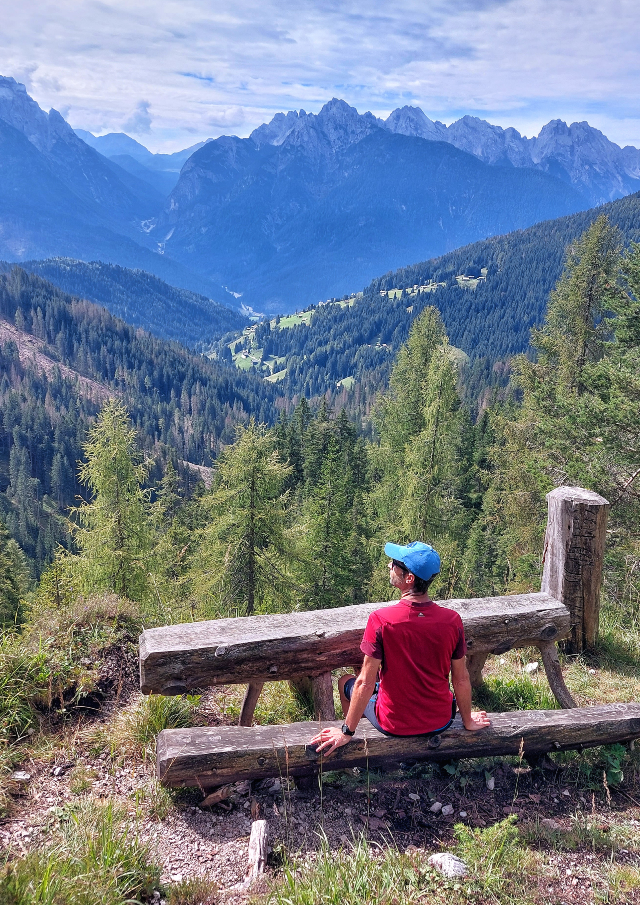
[{"xmin": 140, "ymin": 591, "xmax": 569, "ymax": 695}]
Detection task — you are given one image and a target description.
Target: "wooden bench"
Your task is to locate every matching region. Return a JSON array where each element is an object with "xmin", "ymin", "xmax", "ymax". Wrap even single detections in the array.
[
  {"xmin": 140, "ymin": 486, "xmax": 640, "ymax": 789},
  {"xmin": 140, "ymin": 590, "xmax": 576, "ymax": 722},
  {"xmin": 157, "ymin": 704, "xmax": 640, "ymax": 790}
]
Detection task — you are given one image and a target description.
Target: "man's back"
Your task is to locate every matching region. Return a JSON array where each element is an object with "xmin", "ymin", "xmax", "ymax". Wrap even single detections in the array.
[{"xmin": 363, "ymin": 599, "xmax": 465, "ymax": 735}]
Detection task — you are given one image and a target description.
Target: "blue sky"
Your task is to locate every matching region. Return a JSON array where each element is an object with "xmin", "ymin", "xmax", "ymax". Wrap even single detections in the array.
[{"xmin": 4, "ymin": 0, "xmax": 639, "ymax": 152}]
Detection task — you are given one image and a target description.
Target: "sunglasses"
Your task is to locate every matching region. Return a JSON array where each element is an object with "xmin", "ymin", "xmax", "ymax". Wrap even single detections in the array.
[{"xmin": 391, "ymin": 559, "xmax": 409, "ymax": 572}]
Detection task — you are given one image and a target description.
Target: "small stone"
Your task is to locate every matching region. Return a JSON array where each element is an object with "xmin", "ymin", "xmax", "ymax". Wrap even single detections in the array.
[
  {"xmin": 429, "ymin": 801, "xmax": 443, "ymax": 814},
  {"xmin": 562, "ymin": 789, "xmax": 571, "ymax": 797},
  {"xmin": 486, "ymin": 776, "xmax": 495, "ymax": 791},
  {"xmin": 589, "ymin": 669, "xmax": 596, "ymax": 675},
  {"xmin": 499, "ymin": 658, "xmax": 506, "ymax": 665},
  {"xmin": 10, "ymin": 771, "xmax": 31, "ymax": 783},
  {"xmin": 524, "ymin": 662, "xmax": 539, "ymax": 675},
  {"xmin": 441, "ymin": 804, "xmax": 454, "ymax": 817},
  {"xmin": 541, "ymin": 818, "xmax": 563, "ymax": 832},
  {"xmin": 408, "ymin": 793, "xmax": 420, "ymax": 801},
  {"xmin": 459, "ymin": 811, "xmax": 467, "ymax": 818},
  {"xmin": 428, "ymin": 852, "xmax": 468, "ymax": 878}
]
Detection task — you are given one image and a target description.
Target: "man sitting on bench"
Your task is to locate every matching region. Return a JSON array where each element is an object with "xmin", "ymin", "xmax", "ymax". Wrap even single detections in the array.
[{"xmin": 311, "ymin": 541, "xmax": 491, "ymax": 757}]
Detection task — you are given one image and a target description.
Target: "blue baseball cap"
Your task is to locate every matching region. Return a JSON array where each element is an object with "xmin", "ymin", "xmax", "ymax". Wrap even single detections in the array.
[{"xmin": 384, "ymin": 541, "xmax": 441, "ymax": 581}]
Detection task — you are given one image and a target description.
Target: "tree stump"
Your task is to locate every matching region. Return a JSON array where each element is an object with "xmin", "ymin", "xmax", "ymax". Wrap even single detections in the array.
[{"xmin": 541, "ymin": 486, "xmax": 609, "ymax": 653}]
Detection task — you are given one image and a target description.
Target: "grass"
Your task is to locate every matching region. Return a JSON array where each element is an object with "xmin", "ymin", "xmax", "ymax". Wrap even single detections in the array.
[
  {"xmin": 167, "ymin": 875, "xmax": 218, "ymax": 904},
  {"xmin": 217, "ymin": 681, "xmax": 313, "ymax": 725},
  {"xmin": 267, "ymin": 818, "xmax": 538, "ymax": 905},
  {"xmin": 0, "ymin": 800, "xmax": 160, "ymax": 905},
  {"xmin": 91, "ymin": 691, "xmax": 201, "ymax": 757}
]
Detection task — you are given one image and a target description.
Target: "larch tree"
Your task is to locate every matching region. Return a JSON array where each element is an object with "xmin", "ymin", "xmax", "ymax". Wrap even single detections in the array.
[
  {"xmin": 467, "ymin": 216, "xmax": 623, "ymax": 594},
  {"xmin": 72, "ymin": 399, "xmax": 153, "ymax": 602},
  {"xmin": 193, "ymin": 419, "xmax": 294, "ymax": 617}
]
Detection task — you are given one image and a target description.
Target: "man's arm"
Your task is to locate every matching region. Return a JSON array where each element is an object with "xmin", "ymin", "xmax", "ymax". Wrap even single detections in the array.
[
  {"xmin": 310, "ymin": 655, "xmax": 381, "ymax": 757},
  {"xmin": 450, "ymin": 656, "xmax": 491, "ymax": 731}
]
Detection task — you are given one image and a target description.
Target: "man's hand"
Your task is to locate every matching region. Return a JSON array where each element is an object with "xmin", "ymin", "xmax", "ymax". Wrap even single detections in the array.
[
  {"xmin": 463, "ymin": 710, "xmax": 491, "ymax": 731},
  {"xmin": 309, "ymin": 726, "xmax": 352, "ymax": 758}
]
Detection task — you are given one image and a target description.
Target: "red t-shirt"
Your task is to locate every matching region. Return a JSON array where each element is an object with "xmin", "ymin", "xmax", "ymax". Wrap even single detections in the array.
[{"xmin": 360, "ymin": 596, "xmax": 466, "ymax": 736}]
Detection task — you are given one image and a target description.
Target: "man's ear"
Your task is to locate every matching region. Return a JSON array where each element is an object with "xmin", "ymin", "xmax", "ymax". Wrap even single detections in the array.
[{"xmin": 406, "ymin": 571, "xmax": 415, "ymax": 585}]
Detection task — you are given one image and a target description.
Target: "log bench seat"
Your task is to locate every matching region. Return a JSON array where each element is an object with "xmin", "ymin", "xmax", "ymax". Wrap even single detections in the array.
[{"xmin": 157, "ymin": 703, "xmax": 640, "ymax": 790}]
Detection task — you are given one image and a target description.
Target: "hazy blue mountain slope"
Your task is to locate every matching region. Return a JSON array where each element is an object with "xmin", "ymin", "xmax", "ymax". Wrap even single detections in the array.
[
  {"xmin": 75, "ymin": 129, "xmax": 207, "ymax": 195},
  {"xmin": 156, "ymin": 126, "xmax": 587, "ymax": 313},
  {"xmin": 0, "ymin": 77, "xmax": 162, "ymax": 221},
  {"xmin": 216, "ymin": 191, "xmax": 640, "ymax": 408},
  {"xmin": 11, "ymin": 258, "xmax": 248, "ymax": 347}
]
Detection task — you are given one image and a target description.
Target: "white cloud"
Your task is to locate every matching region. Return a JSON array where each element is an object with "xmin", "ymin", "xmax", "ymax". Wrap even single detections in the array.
[
  {"xmin": 1, "ymin": 0, "xmax": 638, "ymax": 151},
  {"xmin": 123, "ymin": 100, "xmax": 152, "ymax": 134}
]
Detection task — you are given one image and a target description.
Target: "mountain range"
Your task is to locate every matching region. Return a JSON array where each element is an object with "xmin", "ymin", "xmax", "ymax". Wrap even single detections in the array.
[
  {"xmin": 152, "ymin": 100, "xmax": 588, "ymax": 312},
  {"xmin": 0, "ymin": 76, "xmax": 235, "ymax": 306},
  {"xmin": 2, "ymin": 75, "xmax": 640, "ymax": 314},
  {"xmin": 74, "ymin": 130, "xmax": 209, "ymax": 196}
]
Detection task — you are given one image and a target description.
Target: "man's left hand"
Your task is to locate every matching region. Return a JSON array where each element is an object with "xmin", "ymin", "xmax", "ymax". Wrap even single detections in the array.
[{"xmin": 310, "ymin": 727, "xmax": 352, "ymax": 758}]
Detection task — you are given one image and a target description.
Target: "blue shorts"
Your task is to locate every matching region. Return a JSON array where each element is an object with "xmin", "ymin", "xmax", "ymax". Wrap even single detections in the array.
[{"xmin": 343, "ymin": 676, "xmax": 456, "ymax": 738}]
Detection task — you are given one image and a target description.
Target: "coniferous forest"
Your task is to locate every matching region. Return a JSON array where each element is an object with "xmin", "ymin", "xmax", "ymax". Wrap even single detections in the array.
[
  {"xmin": 1, "ymin": 214, "xmax": 640, "ymax": 905},
  {"xmin": 0, "ymin": 215, "xmax": 637, "ymax": 627}
]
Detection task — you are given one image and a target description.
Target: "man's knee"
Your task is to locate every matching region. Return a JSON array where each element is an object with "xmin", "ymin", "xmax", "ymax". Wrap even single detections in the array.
[{"xmin": 338, "ymin": 673, "xmax": 356, "ymax": 694}]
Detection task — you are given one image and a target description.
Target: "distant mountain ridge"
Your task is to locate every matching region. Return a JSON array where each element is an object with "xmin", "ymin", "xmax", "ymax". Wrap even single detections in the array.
[
  {"xmin": 383, "ymin": 108, "xmax": 640, "ymax": 206},
  {"xmin": 151, "ymin": 99, "xmax": 588, "ymax": 311},
  {"xmin": 74, "ymin": 129, "xmax": 209, "ymax": 196},
  {"xmin": 0, "ymin": 76, "xmax": 239, "ymax": 308},
  {"xmin": 250, "ymin": 101, "xmax": 640, "ymax": 206},
  {"xmin": 3, "ymin": 258, "xmax": 248, "ymax": 348}
]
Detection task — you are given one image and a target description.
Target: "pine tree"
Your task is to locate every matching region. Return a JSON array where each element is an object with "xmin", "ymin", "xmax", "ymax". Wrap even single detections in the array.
[{"xmin": 369, "ymin": 308, "xmax": 467, "ymax": 597}]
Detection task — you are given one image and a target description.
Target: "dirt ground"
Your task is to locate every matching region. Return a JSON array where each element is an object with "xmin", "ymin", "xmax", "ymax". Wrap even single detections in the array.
[{"xmin": 2, "ymin": 646, "xmax": 640, "ymax": 904}]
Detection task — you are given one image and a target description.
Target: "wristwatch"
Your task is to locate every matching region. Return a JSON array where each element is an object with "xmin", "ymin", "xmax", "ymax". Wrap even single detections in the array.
[{"xmin": 341, "ymin": 723, "xmax": 355, "ymax": 737}]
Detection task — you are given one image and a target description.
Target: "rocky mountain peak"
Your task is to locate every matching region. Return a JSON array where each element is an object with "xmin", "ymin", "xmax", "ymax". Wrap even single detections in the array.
[
  {"xmin": 250, "ymin": 98, "xmax": 381, "ymax": 157},
  {"xmin": 0, "ymin": 76, "xmax": 77, "ymax": 155},
  {"xmin": 384, "ymin": 106, "xmax": 446, "ymax": 141}
]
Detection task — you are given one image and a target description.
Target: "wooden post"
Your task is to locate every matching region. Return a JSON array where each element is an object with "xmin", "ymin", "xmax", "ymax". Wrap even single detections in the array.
[
  {"xmin": 289, "ymin": 674, "xmax": 336, "ymax": 721},
  {"xmin": 466, "ymin": 653, "xmax": 488, "ymax": 688},
  {"xmin": 311, "ymin": 672, "xmax": 336, "ymax": 721},
  {"xmin": 541, "ymin": 486, "xmax": 609, "ymax": 653}
]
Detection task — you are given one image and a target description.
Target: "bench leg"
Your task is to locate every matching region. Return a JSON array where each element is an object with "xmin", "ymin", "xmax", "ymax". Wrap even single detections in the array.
[
  {"xmin": 311, "ymin": 672, "xmax": 336, "ymax": 722},
  {"xmin": 538, "ymin": 641, "xmax": 576, "ymax": 709},
  {"xmin": 239, "ymin": 681, "xmax": 265, "ymax": 727},
  {"xmin": 466, "ymin": 653, "xmax": 488, "ymax": 687}
]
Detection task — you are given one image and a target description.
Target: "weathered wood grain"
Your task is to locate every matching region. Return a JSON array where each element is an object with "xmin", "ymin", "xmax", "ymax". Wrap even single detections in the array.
[
  {"xmin": 140, "ymin": 592, "xmax": 569, "ymax": 694},
  {"xmin": 156, "ymin": 703, "xmax": 640, "ymax": 789},
  {"xmin": 542, "ymin": 486, "xmax": 609, "ymax": 653}
]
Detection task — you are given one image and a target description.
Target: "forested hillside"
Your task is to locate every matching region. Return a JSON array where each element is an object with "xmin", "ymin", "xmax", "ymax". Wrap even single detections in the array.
[
  {"xmin": 215, "ymin": 191, "xmax": 640, "ymax": 408},
  {"xmin": 5, "ymin": 258, "xmax": 248, "ymax": 348},
  {"xmin": 0, "ymin": 268, "xmax": 281, "ymax": 572}
]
